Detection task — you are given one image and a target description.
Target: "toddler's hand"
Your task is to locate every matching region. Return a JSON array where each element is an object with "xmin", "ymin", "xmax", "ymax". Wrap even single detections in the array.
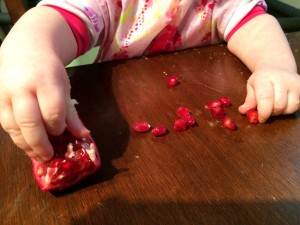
[
  {"xmin": 238, "ymin": 67, "xmax": 300, "ymax": 122},
  {"xmin": 0, "ymin": 55, "xmax": 89, "ymax": 162}
]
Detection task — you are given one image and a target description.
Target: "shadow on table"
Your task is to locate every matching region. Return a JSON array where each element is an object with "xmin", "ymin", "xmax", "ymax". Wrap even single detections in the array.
[
  {"xmin": 52, "ymin": 63, "xmax": 130, "ymax": 195},
  {"xmin": 70, "ymin": 197, "xmax": 300, "ymax": 225}
]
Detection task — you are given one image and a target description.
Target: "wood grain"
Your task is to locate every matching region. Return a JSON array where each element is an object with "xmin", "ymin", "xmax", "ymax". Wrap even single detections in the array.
[{"xmin": 1, "ymin": 32, "xmax": 300, "ymax": 225}]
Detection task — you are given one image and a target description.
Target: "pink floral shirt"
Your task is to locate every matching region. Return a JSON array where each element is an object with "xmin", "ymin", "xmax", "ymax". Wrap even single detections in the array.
[{"xmin": 38, "ymin": 0, "xmax": 267, "ymax": 62}]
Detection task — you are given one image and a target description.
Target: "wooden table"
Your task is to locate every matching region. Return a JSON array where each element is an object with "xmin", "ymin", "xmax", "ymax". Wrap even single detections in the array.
[{"xmin": 1, "ymin": 32, "xmax": 300, "ymax": 225}]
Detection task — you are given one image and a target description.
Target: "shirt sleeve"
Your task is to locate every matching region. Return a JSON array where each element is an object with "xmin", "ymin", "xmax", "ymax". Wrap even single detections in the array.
[
  {"xmin": 37, "ymin": 0, "xmax": 105, "ymax": 49},
  {"xmin": 213, "ymin": 0, "xmax": 267, "ymax": 41},
  {"xmin": 45, "ymin": 5, "xmax": 90, "ymax": 57},
  {"xmin": 227, "ymin": 5, "xmax": 266, "ymax": 41},
  {"xmin": 37, "ymin": 0, "xmax": 268, "ymax": 62}
]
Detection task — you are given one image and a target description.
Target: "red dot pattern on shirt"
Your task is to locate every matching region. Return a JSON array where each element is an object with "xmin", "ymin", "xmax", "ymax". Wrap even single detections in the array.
[
  {"xmin": 122, "ymin": 1, "xmax": 150, "ymax": 49},
  {"xmin": 113, "ymin": 0, "xmax": 151, "ymax": 60}
]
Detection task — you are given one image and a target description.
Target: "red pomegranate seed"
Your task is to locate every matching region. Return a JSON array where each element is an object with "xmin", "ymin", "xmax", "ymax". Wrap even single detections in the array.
[
  {"xmin": 173, "ymin": 119, "xmax": 187, "ymax": 131},
  {"xmin": 151, "ymin": 125, "xmax": 167, "ymax": 137},
  {"xmin": 36, "ymin": 164, "xmax": 47, "ymax": 177},
  {"xmin": 131, "ymin": 121, "xmax": 151, "ymax": 132},
  {"xmin": 222, "ymin": 116, "xmax": 236, "ymax": 130},
  {"xmin": 210, "ymin": 106, "xmax": 226, "ymax": 119},
  {"xmin": 166, "ymin": 75, "xmax": 179, "ymax": 86},
  {"xmin": 219, "ymin": 96, "xmax": 231, "ymax": 107},
  {"xmin": 31, "ymin": 130, "xmax": 101, "ymax": 192},
  {"xmin": 182, "ymin": 114, "xmax": 196, "ymax": 127},
  {"xmin": 205, "ymin": 99, "xmax": 222, "ymax": 109},
  {"xmin": 49, "ymin": 158, "xmax": 63, "ymax": 168},
  {"xmin": 176, "ymin": 106, "xmax": 191, "ymax": 117},
  {"xmin": 246, "ymin": 108, "xmax": 259, "ymax": 124}
]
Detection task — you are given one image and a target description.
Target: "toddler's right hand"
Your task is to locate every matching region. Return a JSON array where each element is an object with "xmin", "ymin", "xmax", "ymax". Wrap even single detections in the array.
[{"xmin": 0, "ymin": 54, "xmax": 90, "ymax": 162}]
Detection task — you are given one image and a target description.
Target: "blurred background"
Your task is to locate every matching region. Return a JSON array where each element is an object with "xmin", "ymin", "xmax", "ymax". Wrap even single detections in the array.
[
  {"xmin": 0, "ymin": 0, "xmax": 38, "ymax": 40},
  {"xmin": 265, "ymin": 0, "xmax": 300, "ymax": 32}
]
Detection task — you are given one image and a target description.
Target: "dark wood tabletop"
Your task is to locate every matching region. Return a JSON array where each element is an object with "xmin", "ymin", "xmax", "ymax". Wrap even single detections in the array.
[{"xmin": 1, "ymin": 32, "xmax": 300, "ymax": 225}]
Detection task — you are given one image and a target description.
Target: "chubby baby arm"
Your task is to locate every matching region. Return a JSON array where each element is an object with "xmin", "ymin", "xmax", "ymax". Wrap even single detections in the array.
[
  {"xmin": 228, "ymin": 13, "xmax": 300, "ymax": 123},
  {"xmin": 0, "ymin": 7, "xmax": 89, "ymax": 162}
]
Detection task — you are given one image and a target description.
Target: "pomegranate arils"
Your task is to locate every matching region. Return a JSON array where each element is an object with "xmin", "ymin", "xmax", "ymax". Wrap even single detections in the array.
[
  {"xmin": 166, "ymin": 75, "xmax": 179, "ymax": 86},
  {"xmin": 31, "ymin": 130, "xmax": 101, "ymax": 192},
  {"xmin": 246, "ymin": 108, "xmax": 259, "ymax": 124},
  {"xmin": 36, "ymin": 164, "xmax": 47, "ymax": 177},
  {"xmin": 205, "ymin": 99, "xmax": 222, "ymax": 109},
  {"xmin": 182, "ymin": 114, "xmax": 196, "ymax": 127},
  {"xmin": 173, "ymin": 119, "xmax": 187, "ymax": 131},
  {"xmin": 205, "ymin": 96, "xmax": 239, "ymax": 130},
  {"xmin": 210, "ymin": 106, "xmax": 226, "ymax": 119},
  {"xmin": 76, "ymin": 148, "xmax": 90, "ymax": 160},
  {"xmin": 222, "ymin": 116, "xmax": 236, "ymax": 130},
  {"xmin": 176, "ymin": 106, "xmax": 191, "ymax": 117},
  {"xmin": 151, "ymin": 125, "xmax": 167, "ymax": 137},
  {"xmin": 132, "ymin": 121, "xmax": 151, "ymax": 132},
  {"xmin": 49, "ymin": 158, "xmax": 61, "ymax": 168},
  {"xmin": 219, "ymin": 96, "xmax": 231, "ymax": 107}
]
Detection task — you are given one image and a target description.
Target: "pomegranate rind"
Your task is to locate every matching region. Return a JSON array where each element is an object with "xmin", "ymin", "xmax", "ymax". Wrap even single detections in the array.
[{"xmin": 31, "ymin": 131, "xmax": 101, "ymax": 192}]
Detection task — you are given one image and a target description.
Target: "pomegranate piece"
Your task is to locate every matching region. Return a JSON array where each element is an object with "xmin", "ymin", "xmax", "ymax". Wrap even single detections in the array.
[
  {"xmin": 222, "ymin": 116, "xmax": 236, "ymax": 130},
  {"xmin": 182, "ymin": 114, "xmax": 196, "ymax": 127},
  {"xmin": 166, "ymin": 75, "xmax": 179, "ymax": 86},
  {"xmin": 173, "ymin": 119, "xmax": 187, "ymax": 131},
  {"xmin": 218, "ymin": 96, "xmax": 231, "ymax": 107},
  {"xmin": 210, "ymin": 106, "xmax": 226, "ymax": 119},
  {"xmin": 246, "ymin": 108, "xmax": 259, "ymax": 124},
  {"xmin": 205, "ymin": 99, "xmax": 222, "ymax": 109},
  {"xmin": 31, "ymin": 130, "xmax": 101, "ymax": 192},
  {"xmin": 176, "ymin": 106, "xmax": 191, "ymax": 118},
  {"xmin": 151, "ymin": 125, "xmax": 167, "ymax": 137},
  {"xmin": 132, "ymin": 121, "xmax": 151, "ymax": 132}
]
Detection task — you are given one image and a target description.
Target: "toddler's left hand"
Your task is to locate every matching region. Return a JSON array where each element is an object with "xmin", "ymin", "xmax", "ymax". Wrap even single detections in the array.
[{"xmin": 238, "ymin": 67, "xmax": 300, "ymax": 122}]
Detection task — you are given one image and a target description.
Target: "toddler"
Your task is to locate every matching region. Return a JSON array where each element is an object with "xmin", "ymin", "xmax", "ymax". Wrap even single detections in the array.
[{"xmin": 0, "ymin": 0, "xmax": 299, "ymax": 162}]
